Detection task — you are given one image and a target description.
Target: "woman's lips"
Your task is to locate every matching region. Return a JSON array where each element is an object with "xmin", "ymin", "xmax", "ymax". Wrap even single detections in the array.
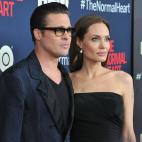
[{"xmin": 96, "ymin": 52, "xmax": 107, "ymax": 56}]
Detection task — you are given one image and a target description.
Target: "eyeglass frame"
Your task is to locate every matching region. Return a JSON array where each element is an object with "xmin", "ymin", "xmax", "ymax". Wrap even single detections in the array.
[{"xmin": 38, "ymin": 26, "xmax": 74, "ymax": 37}]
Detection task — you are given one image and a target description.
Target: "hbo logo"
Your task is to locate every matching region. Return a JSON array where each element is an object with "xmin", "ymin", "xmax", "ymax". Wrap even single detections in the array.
[{"xmin": 0, "ymin": 45, "xmax": 14, "ymax": 72}]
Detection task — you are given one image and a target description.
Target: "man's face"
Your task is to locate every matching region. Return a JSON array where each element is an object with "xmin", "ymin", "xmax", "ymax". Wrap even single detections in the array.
[{"xmin": 36, "ymin": 13, "xmax": 72, "ymax": 58}]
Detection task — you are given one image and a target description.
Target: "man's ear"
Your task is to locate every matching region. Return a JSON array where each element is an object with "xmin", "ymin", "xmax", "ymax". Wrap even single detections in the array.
[{"xmin": 33, "ymin": 29, "xmax": 42, "ymax": 40}]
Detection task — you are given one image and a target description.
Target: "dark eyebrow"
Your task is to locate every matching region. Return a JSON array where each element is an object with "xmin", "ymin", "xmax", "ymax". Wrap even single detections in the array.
[{"xmin": 92, "ymin": 35, "xmax": 110, "ymax": 37}]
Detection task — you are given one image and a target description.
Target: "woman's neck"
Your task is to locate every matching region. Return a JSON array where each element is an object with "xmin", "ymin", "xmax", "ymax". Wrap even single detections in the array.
[{"xmin": 80, "ymin": 62, "xmax": 106, "ymax": 78}]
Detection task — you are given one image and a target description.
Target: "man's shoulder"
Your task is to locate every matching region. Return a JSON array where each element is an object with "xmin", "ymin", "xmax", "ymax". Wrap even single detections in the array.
[
  {"xmin": 2, "ymin": 51, "xmax": 36, "ymax": 76},
  {"xmin": 4, "ymin": 58, "xmax": 28, "ymax": 75}
]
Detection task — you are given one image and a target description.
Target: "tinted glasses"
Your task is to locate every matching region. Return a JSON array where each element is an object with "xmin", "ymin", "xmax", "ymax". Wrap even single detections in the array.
[{"xmin": 39, "ymin": 27, "xmax": 74, "ymax": 37}]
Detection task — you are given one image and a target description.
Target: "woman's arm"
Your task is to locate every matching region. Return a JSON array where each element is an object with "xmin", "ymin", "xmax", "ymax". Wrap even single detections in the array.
[{"xmin": 121, "ymin": 73, "xmax": 136, "ymax": 142}]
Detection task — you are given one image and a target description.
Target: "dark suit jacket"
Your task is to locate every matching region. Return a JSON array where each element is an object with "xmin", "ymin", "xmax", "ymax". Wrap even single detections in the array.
[
  {"xmin": 0, "ymin": 51, "xmax": 74, "ymax": 142},
  {"xmin": 0, "ymin": 70, "xmax": 2, "ymax": 76}
]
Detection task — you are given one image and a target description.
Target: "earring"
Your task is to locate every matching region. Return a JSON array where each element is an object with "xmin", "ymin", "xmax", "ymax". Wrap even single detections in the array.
[{"xmin": 80, "ymin": 49, "xmax": 83, "ymax": 53}]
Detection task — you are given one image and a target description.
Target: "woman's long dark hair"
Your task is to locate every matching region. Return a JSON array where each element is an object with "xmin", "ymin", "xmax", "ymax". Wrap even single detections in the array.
[{"xmin": 69, "ymin": 15, "xmax": 110, "ymax": 72}]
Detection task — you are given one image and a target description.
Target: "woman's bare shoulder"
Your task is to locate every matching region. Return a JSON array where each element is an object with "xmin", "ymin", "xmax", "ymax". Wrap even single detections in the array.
[
  {"xmin": 115, "ymin": 70, "xmax": 132, "ymax": 80},
  {"xmin": 110, "ymin": 70, "xmax": 133, "ymax": 87}
]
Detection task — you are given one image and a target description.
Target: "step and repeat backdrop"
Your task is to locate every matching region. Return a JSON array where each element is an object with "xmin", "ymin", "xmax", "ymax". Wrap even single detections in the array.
[
  {"xmin": 133, "ymin": 0, "xmax": 142, "ymax": 141},
  {"xmin": 0, "ymin": 0, "xmax": 132, "ymax": 73},
  {"xmin": 1, "ymin": 0, "xmax": 141, "ymax": 141}
]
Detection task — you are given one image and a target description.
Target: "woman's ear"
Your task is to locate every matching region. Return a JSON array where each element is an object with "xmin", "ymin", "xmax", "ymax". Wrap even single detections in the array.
[{"xmin": 33, "ymin": 29, "xmax": 42, "ymax": 41}]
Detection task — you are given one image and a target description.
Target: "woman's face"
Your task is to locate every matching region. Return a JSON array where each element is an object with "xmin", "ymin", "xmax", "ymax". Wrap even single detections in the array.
[{"xmin": 77, "ymin": 22, "xmax": 110, "ymax": 63}]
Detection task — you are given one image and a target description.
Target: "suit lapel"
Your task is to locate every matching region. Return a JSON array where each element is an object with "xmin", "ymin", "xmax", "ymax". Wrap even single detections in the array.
[{"xmin": 27, "ymin": 52, "xmax": 74, "ymax": 136}]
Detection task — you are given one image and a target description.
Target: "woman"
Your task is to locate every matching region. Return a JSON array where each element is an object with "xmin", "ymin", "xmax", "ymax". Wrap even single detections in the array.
[{"xmin": 69, "ymin": 15, "xmax": 136, "ymax": 142}]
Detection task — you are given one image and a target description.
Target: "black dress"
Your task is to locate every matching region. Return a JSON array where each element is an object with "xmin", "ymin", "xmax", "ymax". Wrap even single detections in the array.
[{"xmin": 71, "ymin": 92, "xmax": 123, "ymax": 142}]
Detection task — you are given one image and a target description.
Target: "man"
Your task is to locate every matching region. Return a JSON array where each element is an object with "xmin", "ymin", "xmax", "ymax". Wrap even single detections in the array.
[
  {"xmin": 0, "ymin": 69, "xmax": 2, "ymax": 76},
  {"xmin": 0, "ymin": 2, "xmax": 74, "ymax": 142}
]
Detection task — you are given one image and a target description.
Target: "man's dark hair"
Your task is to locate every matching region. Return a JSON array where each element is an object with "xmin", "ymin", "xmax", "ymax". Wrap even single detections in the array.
[{"xmin": 30, "ymin": 2, "xmax": 69, "ymax": 42}]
